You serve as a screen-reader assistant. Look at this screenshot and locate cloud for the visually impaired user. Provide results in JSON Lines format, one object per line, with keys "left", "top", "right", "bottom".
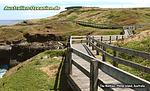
{"left": 0, "top": 0, "right": 150, "bottom": 7}
{"left": 0, "top": 0, "right": 92, "bottom": 5}
{"left": 0, "top": 0, "right": 149, "bottom": 20}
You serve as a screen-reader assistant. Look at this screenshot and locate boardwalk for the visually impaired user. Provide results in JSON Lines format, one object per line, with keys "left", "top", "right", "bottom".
{"left": 71, "top": 43, "right": 134, "bottom": 91}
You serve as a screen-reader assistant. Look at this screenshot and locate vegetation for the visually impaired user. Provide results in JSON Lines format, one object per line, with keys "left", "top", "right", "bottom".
{"left": 0, "top": 50, "right": 66, "bottom": 91}
{"left": 54, "top": 8, "right": 150, "bottom": 25}
{"left": 1, "top": 8, "right": 149, "bottom": 43}
{"left": 115, "top": 36, "right": 150, "bottom": 81}
{"left": 0, "top": 7, "right": 149, "bottom": 90}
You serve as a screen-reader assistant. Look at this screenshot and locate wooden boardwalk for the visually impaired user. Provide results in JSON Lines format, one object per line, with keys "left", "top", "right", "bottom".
{"left": 71, "top": 43, "right": 134, "bottom": 91}
{"left": 65, "top": 35, "right": 150, "bottom": 91}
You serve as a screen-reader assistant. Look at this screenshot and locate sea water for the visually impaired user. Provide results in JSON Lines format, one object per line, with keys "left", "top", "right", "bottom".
{"left": 0, "top": 69, "right": 7, "bottom": 78}
{"left": 0, "top": 20, "right": 22, "bottom": 25}
{"left": 0, "top": 65, "right": 8, "bottom": 78}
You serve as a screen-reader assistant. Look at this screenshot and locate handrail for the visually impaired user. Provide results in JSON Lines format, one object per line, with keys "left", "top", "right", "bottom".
{"left": 75, "top": 21, "right": 123, "bottom": 29}
{"left": 75, "top": 20, "right": 148, "bottom": 30}
{"left": 66, "top": 36, "right": 150, "bottom": 91}
{"left": 89, "top": 41, "right": 150, "bottom": 73}
{"left": 88, "top": 36, "right": 150, "bottom": 60}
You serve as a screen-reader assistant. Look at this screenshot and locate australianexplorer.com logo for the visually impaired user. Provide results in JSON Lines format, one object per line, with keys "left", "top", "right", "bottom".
{"left": 4, "top": 6, "right": 60, "bottom": 10}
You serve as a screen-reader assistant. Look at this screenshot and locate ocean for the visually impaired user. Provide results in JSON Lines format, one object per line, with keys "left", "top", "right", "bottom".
{"left": 0, "top": 69, "right": 7, "bottom": 78}
{"left": 0, "top": 20, "right": 22, "bottom": 25}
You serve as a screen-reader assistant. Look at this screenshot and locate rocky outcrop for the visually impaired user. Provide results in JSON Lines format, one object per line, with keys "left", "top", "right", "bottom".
{"left": 24, "top": 33, "right": 64, "bottom": 42}
{"left": 0, "top": 41, "right": 65, "bottom": 65}
{"left": 0, "top": 46, "right": 11, "bottom": 65}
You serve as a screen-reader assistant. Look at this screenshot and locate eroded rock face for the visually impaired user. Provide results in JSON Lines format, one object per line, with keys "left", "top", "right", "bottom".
{"left": 0, "top": 46, "right": 11, "bottom": 65}
{"left": 24, "top": 33, "right": 64, "bottom": 42}
{"left": 0, "top": 33, "right": 66, "bottom": 66}
{"left": 0, "top": 41, "right": 65, "bottom": 65}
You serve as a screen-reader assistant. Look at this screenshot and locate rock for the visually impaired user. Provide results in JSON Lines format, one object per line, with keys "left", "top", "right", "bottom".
{"left": 43, "top": 55, "right": 48, "bottom": 59}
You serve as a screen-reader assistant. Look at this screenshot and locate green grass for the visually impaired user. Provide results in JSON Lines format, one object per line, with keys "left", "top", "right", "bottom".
{"left": 0, "top": 50, "right": 65, "bottom": 91}
{"left": 115, "top": 36, "right": 150, "bottom": 81}
{"left": 103, "top": 36, "right": 150, "bottom": 81}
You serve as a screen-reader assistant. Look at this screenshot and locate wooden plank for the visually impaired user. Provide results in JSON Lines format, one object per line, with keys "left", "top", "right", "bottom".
{"left": 71, "top": 42, "right": 150, "bottom": 90}
{"left": 72, "top": 48, "right": 93, "bottom": 63}
{"left": 90, "top": 41, "right": 150, "bottom": 73}
{"left": 67, "top": 75, "right": 81, "bottom": 91}
{"left": 71, "top": 36, "right": 86, "bottom": 38}
{"left": 72, "top": 60, "right": 90, "bottom": 78}
{"left": 97, "top": 79, "right": 114, "bottom": 91}
{"left": 90, "top": 35, "right": 124, "bottom": 38}
{"left": 83, "top": 44, "right": 95, "bottom": 57}
{"left": 98, "top": 62, "right": 150, "bottom": 91}
{"left": 71, "top": 39, "right": 86, "bottom": 41}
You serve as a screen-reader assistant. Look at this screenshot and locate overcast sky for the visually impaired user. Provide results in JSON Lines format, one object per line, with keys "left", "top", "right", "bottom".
{"left": 0, "top": 0, "right": 150, "bottom": 20}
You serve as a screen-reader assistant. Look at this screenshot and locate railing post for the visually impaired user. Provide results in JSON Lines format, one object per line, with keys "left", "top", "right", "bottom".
{"left": 68, "top": 48, "right": 72, "bottom": 75}
{"left": 109, "top": 36, "right": 112, "bottom": 44}
{"left": 66, "top": 36, "right": 72, "bottom": 75}
{"left": 101, "top": 36, "right": 103, "bottom": 42}
{"left": 86, "top": 36, "right": 88, "bottom": 45}
{"left": 90, "top": 60, "right": 98, "bottom": 91}
{"left": 96, "top": 42, "right": 99, "bottom": 55}
{"left": 122, "top": 35, "right": 124, "bottom": 40}
{"left": 116, "top": 36, "right": 118, "bottom": 40}
{"left": 112, "top": 51, "right": 118, "bottom": 67}
{"left": 102, "top": 46, "right": 106, "bottom": 61}
{"left": 89, "top": 37, "right": 91, "bottom": 47}
{"left": 92, "top": 36, "right": 94, "bottom": 50}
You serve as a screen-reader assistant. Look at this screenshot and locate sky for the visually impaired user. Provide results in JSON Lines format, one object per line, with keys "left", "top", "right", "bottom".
{"left": 0, "top": 0, "right": 150, "bottom": 20}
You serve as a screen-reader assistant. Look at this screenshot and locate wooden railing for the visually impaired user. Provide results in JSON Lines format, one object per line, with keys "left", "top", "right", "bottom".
{"left": 75, "top": 20, "right": 148, "bottom": 30}
{"left": 65, "top": 36, "right": 150, "bottom": 91}
{"left": 75, "top": 20, "right": 150, "bottom": 36}
{"left": 75, "top": 21, "right": 123, "bottom": 29}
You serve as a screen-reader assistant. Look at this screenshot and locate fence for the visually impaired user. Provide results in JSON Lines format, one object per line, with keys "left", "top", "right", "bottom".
{"left": 75, "top": 21, "right": 122, "bottom": 29}
{"left": 65, "top": 36, "right": 150, "bottom": 91}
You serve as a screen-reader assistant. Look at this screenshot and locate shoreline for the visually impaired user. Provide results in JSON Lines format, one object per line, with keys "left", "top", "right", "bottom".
{"left": 0, "top": 20, "right": 23, "bottom": 25}
{"left": 0, "top": 69, "right": 7, "bottom": 78}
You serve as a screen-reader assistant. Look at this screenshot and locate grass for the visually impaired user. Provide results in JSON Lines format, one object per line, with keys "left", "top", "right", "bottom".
{"left": 55, "top": 8, "right": 150, "bottom": 25}
{"left": 115, "top": 36, "right": 150, "bottom": 81}
{"left": 1, "top": 8, "right": 149, "bottom": 43}
{"left": 0, "top": 50, "right": 65, "bottom": 91}
{"left": 102, "top": 36, "right": 150, "bottom": 81}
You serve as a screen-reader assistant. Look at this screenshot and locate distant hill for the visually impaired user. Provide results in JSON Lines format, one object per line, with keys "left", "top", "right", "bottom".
{"left": 52, "top": 7, "right": 150, "bottom": 25}
{"left": 0, "top": 20, "right": 22, "bottom": 25}
{"left": 0, "top": 7, "right": 149, "bottom": 43}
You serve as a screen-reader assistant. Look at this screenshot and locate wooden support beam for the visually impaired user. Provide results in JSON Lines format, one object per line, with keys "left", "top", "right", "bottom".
{"left": 90, "top": 60, "right": 98, "bottom": 91}
{"left": 112, "top": 51, "right": 118, "bottom": 67}
{"left": 86, "top": 36, "right": 88, "bottom": 45}
{"left": 109, "top": 36, "right": 112, "bottom": 44}
{"left": 92, "top": 36, "right": 94, "bottom": 50}
{"left": 68, "top": 48, "right": 72, "bottom": 75}
{"left": 116, "top": 36, "right": 118, "bottom": 40}
{"left": 96, "top": 42, "right": 99, "bottom": 55}
{"left": 102, "top": 46, "right": 106, "bottom": 62}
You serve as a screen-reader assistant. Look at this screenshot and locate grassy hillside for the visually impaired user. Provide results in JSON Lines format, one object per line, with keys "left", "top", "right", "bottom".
{"left": 115, "top": 30, "right": 150, "bottom": 81}
{"left": 0, "top": 7, "right": 149, "bottom": 43}
{"left": 0, "top": 50, "right": 68, "bottom": 91}
{"left": 52, "top": 8, "right": 150, "bottom": 25}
